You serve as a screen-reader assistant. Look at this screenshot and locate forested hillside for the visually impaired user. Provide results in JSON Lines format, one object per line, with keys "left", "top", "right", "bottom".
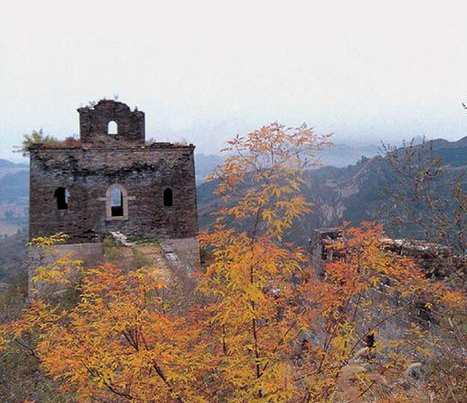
{"left": 198, "top": 136, "right": 467, "bottom": 248}
{"left": 1, "top": 125, "right": 465, "bottom": 402}
{"left": 0, "top": 160, "right": 28, "bottom": 236}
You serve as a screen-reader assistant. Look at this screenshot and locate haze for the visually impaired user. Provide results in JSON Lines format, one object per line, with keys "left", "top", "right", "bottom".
{"left": 1, "top": 0, "right": 466, "bottom": 161}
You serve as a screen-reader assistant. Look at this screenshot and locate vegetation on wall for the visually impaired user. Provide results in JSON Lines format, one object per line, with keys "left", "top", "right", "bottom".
{"left": 18, "top": 129, "right": 80, "bottom": 156}
{"left": 0, "top": 124, "right": 465, "bottom": 402}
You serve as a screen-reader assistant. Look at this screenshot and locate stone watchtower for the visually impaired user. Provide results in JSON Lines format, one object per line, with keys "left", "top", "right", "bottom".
{"left": 28, "top": 100, "right": 199, "bottom": 267}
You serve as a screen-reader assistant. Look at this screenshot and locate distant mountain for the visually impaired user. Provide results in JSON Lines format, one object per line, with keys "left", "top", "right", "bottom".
{"left": 0, "top": 159, "right": 16, "bottom": 169}
{"left": 0, "top": 159, "right": 28, "bottom": 179}
{"left": 0, "top": 170, "right": 29, "bottom": 204}
{"left": 197, "top": 136, "right": 467, "bottom": 245}
{"left": 0, "top": 160, "right": 29, "bottom": 234}
{"left": 1, "top": 137, "right": 465, "bottom": 240}
{"left": 0, "top": 159, "right": 27, "bottom": 168}
{"left": 318, "top": 143, "right": 379, "bottom": 167}
{"left": 0, "top": 158, "right": 29, "bottom": 205}
{"left": 194, "top": 153, "right": 224, "bottom": 183}
{"left": 412, "top": 136, "right": 467, "bottom": 167}
{"left": 301, "top": 136, "right": 467, "bottom": 245}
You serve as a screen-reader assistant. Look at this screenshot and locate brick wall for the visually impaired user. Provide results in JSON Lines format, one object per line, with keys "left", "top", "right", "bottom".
{"left": 29, "top": 144, "right": 198, "bottom": 242}
{"left": 78, "top": 99, "right": 145, "bottom": 144}
{"left": 29, "top": 100, "right": 198, "bottom": 244}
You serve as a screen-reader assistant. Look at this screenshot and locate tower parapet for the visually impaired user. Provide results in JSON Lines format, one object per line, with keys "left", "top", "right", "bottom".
{"left": 28, "top": 99, "right": 198, "bottom": 243}
{"left": 77, "top": 99, "right": 145, "bottom": 145}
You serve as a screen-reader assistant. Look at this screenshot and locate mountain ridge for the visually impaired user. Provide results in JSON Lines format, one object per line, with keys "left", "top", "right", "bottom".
{"left": 197, "top": 136, "right": 467, "bottom": 245}
{"left": 0, "top": 137, "right": 465, "bottom": 241}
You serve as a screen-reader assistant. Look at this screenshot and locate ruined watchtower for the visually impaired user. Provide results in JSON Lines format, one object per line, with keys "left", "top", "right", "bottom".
{"left": 28, "top": 100, "right": 198, "bottom": 252}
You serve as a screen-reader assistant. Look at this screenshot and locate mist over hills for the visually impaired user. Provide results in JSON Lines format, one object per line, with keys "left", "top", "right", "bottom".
{"left": 197, "top": 136, "right": 467, "bottom": 245}
{"left": 0, "top": 160, "right": 28, "bottom": 236}
{"left": 0, "top": 159, "right": 28, "bottom": 177}
{"left": 0, "top": 137, "right": 465, "bottom": 243}
{"left": 194, "top": 142, "right": 381, "bottom": 183}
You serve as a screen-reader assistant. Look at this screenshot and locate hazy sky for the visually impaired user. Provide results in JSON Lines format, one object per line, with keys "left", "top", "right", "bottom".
{"left": 1, "top": 0, "right": 466, "bottom": 161}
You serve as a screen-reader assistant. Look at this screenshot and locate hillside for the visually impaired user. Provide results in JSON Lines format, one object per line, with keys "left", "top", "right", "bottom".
{"left": 197, "top": 136, "right": 467, "bottom": 246}
{"left": 1, "top": 137, "right": 465, "bottom": 241}
{"left": 0, "top": 160, "right": 28, "bottom": 236}
{"left": 2, "top": 129, "right": 464, "bottom": 402}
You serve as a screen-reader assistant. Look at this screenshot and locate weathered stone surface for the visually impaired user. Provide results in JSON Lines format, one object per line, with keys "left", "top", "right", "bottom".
{"left": 309, "top": 227, "right": 343, "bottom": 278}
{"left": 27, "top": 237, "right": 200, "bottom": 299}
{"left": 28, "top": 100, "right": 198, "bottom": 243}
{"left": 109, "top": 231, "right": 134, "bottom": 247}
{"left": 159, "top": 237, "right": 201, "bottom": 273}
{"left": 310, "top": 227, "right": 466, "bottom": 281}
{"left": 78, "top": 99, "right": 145, "bottom": 144}
{"left": 26, "top": 242, "right": 104, "bottom": 297}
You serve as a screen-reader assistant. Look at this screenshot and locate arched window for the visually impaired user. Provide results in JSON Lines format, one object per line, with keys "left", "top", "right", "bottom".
{"left": 54, "top": 187, "right": 69, "bottom": 210}
{"left": 105, "top": 184, "right": 129, "bottom": 220}
{"left": 163, "top": 188, "right": 173, "bottom": 207}
{"left": 111, "top": 187, "right": 124, "bottom": 216}
{"left": 108, "top": 120, "right": 118, "bottom": 135}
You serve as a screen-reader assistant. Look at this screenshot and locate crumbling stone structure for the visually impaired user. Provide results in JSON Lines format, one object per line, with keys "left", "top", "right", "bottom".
{"left": 29, "top": 99, "right": 198, "bottom": 243}
{"left": 309, "top": 227, "right": 344, "bottom": 278}
{"left": 78, "top": 100, "right": 145, "bottom": 144}
{"left": 308, "top": 227, "right": 466, "bottom": 362}
{"left": 310, "top": 227, "right": 466, "bottom": 281}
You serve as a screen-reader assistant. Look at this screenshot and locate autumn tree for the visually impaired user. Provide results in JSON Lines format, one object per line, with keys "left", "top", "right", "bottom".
{"left": 297, "top": 223, "right": 466, "bottom": 401}
{"left": 198, "top": 124, "right": 464, "bottom": 401}
{"left": 197, "top": 123, "right": 331, "bottom": 400}
{"left": 1, "top": 123, "right": 464, "bottom": 402}
{"left": 1, "top": 236, "right": 213, "bottom": 402}
{"left": 381, "top": 138, "right": 466, "bottom": 254}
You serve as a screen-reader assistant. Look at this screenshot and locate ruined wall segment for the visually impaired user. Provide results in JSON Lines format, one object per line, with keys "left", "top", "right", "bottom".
{"left": 78, "top": 99, "right": 145, "bottom": 144}
{"left": 309, "top": 227, "right": 466, "bottom": 280}
{"left": 28, "top": 100, "right": 198, "bottom": 243}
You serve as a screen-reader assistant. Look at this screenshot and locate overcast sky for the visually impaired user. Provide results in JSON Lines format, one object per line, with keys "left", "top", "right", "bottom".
{"left": 1, "top": 0, "right": 466, "bottom": 161}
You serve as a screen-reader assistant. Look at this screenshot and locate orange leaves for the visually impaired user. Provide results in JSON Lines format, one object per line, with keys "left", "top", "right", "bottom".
{"left": 47, "top": 264, "right": 212, "bottom": 401}
{"left": 32, "top": 254, "right": 83, "bottom": 289}
{"left": 199, "top": 235, "right": 306, "bottom": 393}
{"left": 323, "top": 222, "right": 428, "bottom": 296}
{"left": 293, "top": 221, "right": 467, "bottom": 402}
{"left": 440, "top": 289, "right": 465, "bottom": 308}
{"left": 28, "top": 233, "right": 69, "bottom": 248}
{"left": 195, "top": 124, "right": 331, "bottom": 399}
{"left": 0, "top": 298, "right": 61, "bottom": 364}
{"left": 207, "top": 123, "right": 331, "bottom": 241}
{"left": 2, "top": 264, "right": 212, "bottom": 402}
{"left": 218, "top": 123, "right": 331, "bottom": 170}
{"left": 7, "top": 124, "right": 466, "bottom": 401}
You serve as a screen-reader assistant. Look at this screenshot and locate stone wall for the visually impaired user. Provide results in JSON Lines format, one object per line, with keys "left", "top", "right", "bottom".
{"left": 159, "top": 237, "right": 201, "bottom": 273}
{"left": 26, "top": 242, "right": 104, "bottom": 297}
{"left": 309, "top": 227, "right": 466, "bottom": 280}
{"left": 77, "top": 99, "right": 145, "bottom": 144}
{"left": 29, "top": 144, "right": 198, "bottom": 243}
{"left": 309, "top": 227, "right": 343, "bottom": 278}
{"left": 27, "top": 238, "right": 200, "bottom": 298}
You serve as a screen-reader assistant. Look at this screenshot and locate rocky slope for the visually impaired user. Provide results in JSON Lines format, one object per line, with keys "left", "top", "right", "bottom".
{"left": 197, "top": 136, "right": 467, "bottom": 245}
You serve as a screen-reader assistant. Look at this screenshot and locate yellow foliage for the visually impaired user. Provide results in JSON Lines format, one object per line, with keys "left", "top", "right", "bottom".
{"left": 2, "top": 126, "right": 465, "bottom": 402}
{"left": 29, "top": 233, "right": 69, "bottom": 248}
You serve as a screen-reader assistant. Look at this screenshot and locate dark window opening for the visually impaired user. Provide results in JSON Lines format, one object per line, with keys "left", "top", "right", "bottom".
{"left": 108, "top": 120, "right": 118, "bottom": 135}
{"left": 111, "top": 187, "right": 124, "bottom": 216}
{"left": 54, "top": 187, "right": 69, "bottom": 210}
{"left": 163, "top": 188, "right": 173, "bottom": 207}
